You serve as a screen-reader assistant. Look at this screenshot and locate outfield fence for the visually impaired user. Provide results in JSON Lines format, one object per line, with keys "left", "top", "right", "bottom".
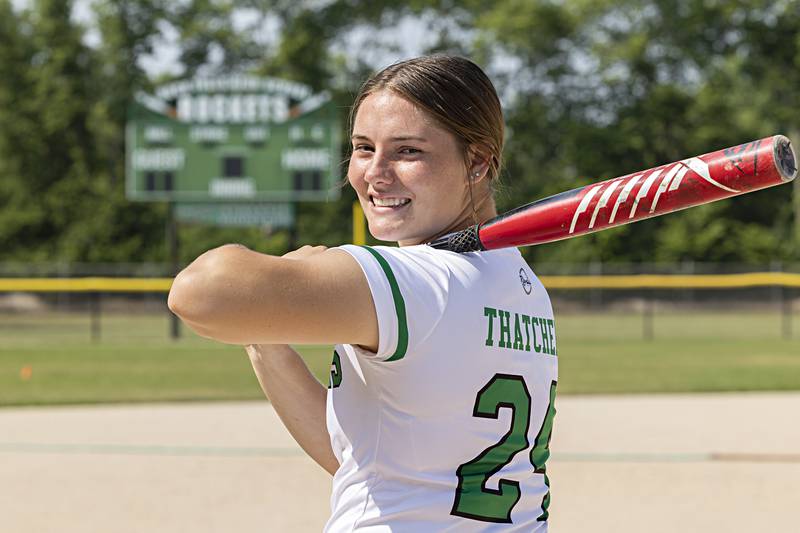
{"left": 0, "top": 262, "right": 798, "bottom": 342}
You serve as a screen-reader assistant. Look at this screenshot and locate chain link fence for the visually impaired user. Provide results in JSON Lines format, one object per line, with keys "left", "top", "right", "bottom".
{"left": 535, "top": 262, "right": 799, "bottom": 341}
{"left": 0, "top": 262, "right": 798, "bottom": 343}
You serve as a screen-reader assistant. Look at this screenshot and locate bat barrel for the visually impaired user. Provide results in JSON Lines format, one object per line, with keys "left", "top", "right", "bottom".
{"left": 428, "top": 134, "right": 797, "bottom": 253}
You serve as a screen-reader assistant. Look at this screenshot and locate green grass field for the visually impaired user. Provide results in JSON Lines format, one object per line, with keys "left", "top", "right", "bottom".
{"left": 1, "top": 310, "right": 799, "bottom": 406}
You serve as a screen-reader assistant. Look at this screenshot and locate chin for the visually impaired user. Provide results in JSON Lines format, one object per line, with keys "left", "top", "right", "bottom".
{"left": 368, "top": 223, "right": 421, "bottom": 244}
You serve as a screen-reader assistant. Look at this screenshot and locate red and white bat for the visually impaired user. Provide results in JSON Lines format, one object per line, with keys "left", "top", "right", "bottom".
{"left": 429, "top": 135, "right": 797, "bottom": 252}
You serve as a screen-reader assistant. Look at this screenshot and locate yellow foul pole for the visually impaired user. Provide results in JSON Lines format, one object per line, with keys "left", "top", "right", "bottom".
{"left": 352, "top": 200, "right": 366, "bottom": 245}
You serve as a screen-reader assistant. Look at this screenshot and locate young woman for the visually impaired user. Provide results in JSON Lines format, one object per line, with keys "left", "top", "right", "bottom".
{"left": 169, "top": 55, "right": 558, "bottom": 532}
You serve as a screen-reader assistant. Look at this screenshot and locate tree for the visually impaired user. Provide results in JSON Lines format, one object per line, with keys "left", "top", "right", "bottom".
{"left": 0, "top": 0, "right": 43, "bottom": 259}
{"left": 2, "top": 0, "right": 798, "bottom": 264}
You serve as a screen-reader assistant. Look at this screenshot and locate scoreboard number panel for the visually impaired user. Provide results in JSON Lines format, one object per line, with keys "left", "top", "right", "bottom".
{"left": 125, "top": 75, "right": 342, "bottom": 203}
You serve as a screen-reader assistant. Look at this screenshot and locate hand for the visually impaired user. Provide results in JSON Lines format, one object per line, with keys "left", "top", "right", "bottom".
{"left": 282, "top": 245, "right": 329, "bottom": 261}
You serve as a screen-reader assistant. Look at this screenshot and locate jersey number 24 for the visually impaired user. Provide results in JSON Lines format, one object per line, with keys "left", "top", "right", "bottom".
{"left": 451, "top": 374, "right": 557, "bottom": 524}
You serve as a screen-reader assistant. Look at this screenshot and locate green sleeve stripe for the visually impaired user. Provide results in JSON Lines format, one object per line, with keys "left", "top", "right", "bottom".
{"left": 360, "top": 246, "right": 408, "bottom": 361}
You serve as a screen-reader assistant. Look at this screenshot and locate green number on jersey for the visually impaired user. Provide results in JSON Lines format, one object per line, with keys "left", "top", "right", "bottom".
{"left": 451, "top": 374, "right": 531, "bottom": 523}
{"left": 451, "top": 374, "right": 558, "bottom": 523}
{"left": 530, "top": 381, "right": 557, "bottom": 521}
{"left": 329, "top": 350, "right": 342, "bottom": 389}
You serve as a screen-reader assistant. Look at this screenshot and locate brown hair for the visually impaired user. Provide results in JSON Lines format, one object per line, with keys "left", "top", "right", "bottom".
{"left": 349, "top": 55, "right": 504, "bottom": 185}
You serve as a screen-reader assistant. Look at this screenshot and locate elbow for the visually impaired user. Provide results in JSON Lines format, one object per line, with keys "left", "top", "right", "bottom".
{"left": 167, "top": 245, "right": 242, "bottom": 325}
{"left": 168, "top": 268, "right": 214, "bottom": 327}
{"left": 167, "top": 270, "right": 200, "bottom": 321}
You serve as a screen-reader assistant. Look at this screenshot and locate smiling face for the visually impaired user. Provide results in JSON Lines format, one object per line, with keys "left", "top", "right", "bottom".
{"left": 348, "top": 90, "right": 477, "bottom": 246}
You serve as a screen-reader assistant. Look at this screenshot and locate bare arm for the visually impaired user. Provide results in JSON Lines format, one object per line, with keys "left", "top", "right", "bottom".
{"left": 168, "top": 244, "right": 375, "bottom": 475}
{"left": 168, "top": 244, "right": 378, "bottom": 350}
{"left": 245, "top": 343, "right": 338, "bottom": 475}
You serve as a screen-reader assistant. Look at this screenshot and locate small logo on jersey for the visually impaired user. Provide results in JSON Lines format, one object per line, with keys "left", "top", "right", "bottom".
{"left": 519, "top": 268, "right": 532, "bottom": 295}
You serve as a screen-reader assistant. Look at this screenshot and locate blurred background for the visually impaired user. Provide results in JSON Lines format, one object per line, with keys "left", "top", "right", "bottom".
{"left": 0, "top": 1, "right": 799, "bottom": 531}
{"left": 1, "top": 0, "right": 797, "bottom": 403}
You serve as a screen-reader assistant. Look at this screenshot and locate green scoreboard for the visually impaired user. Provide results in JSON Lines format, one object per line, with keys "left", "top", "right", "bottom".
{"left": 125, "top": 75, "right": 341, "bottom": 207}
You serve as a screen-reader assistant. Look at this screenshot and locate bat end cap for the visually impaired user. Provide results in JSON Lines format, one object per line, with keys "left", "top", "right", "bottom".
{"left": 775, "top": 135, "right": 797, "bottom": 182}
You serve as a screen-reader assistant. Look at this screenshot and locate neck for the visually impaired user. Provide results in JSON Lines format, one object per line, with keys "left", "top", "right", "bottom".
{"left": 398, "top": 189, "right": 498, "bottom": 247}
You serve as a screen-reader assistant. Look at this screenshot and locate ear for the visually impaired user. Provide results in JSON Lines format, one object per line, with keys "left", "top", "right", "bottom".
{"left": 467, "top": 145, "right": 491, "bottom": 183}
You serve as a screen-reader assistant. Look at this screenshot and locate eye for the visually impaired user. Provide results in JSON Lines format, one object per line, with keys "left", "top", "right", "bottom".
{"left": 353, "top": 144, "right": 374, "bottom": 153}
{"left": 399, "top": 147, "right": 422, "bottom": 155}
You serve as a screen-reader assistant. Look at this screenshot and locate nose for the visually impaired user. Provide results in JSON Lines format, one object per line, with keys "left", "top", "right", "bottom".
{"left": 362, "top": 151, "right": 394, "bottom": 186}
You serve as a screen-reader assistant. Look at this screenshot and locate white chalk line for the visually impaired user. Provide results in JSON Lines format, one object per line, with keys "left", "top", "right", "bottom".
{"left": 1, "top": 442, "right": 799, "bottom": 463}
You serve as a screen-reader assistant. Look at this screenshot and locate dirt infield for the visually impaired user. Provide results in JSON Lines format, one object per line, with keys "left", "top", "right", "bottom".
{"left": 1, "top": 393, "right": 798, "bottom": 532}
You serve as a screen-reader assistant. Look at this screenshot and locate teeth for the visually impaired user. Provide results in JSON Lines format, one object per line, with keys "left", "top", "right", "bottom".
{"left": 372, "top": 197, "right": 410, "bottom": 207}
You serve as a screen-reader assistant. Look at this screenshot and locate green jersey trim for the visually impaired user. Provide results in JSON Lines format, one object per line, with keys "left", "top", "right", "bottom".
{"left": 360, "top": 246, "right": 408, "bottom": 361}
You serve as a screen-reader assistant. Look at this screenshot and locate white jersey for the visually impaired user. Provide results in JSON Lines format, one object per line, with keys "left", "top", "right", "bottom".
{"left": 325, "top": 244, "right": 558, "bottom": 532}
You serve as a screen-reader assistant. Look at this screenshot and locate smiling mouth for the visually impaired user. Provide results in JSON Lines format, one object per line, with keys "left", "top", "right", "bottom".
{"left": 370, "top": 196, "right": 411, "bottom": 209}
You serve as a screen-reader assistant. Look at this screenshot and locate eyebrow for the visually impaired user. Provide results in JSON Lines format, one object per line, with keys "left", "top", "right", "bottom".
{"left": 351, "top": 134, "right": 428, "bottom": 142}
